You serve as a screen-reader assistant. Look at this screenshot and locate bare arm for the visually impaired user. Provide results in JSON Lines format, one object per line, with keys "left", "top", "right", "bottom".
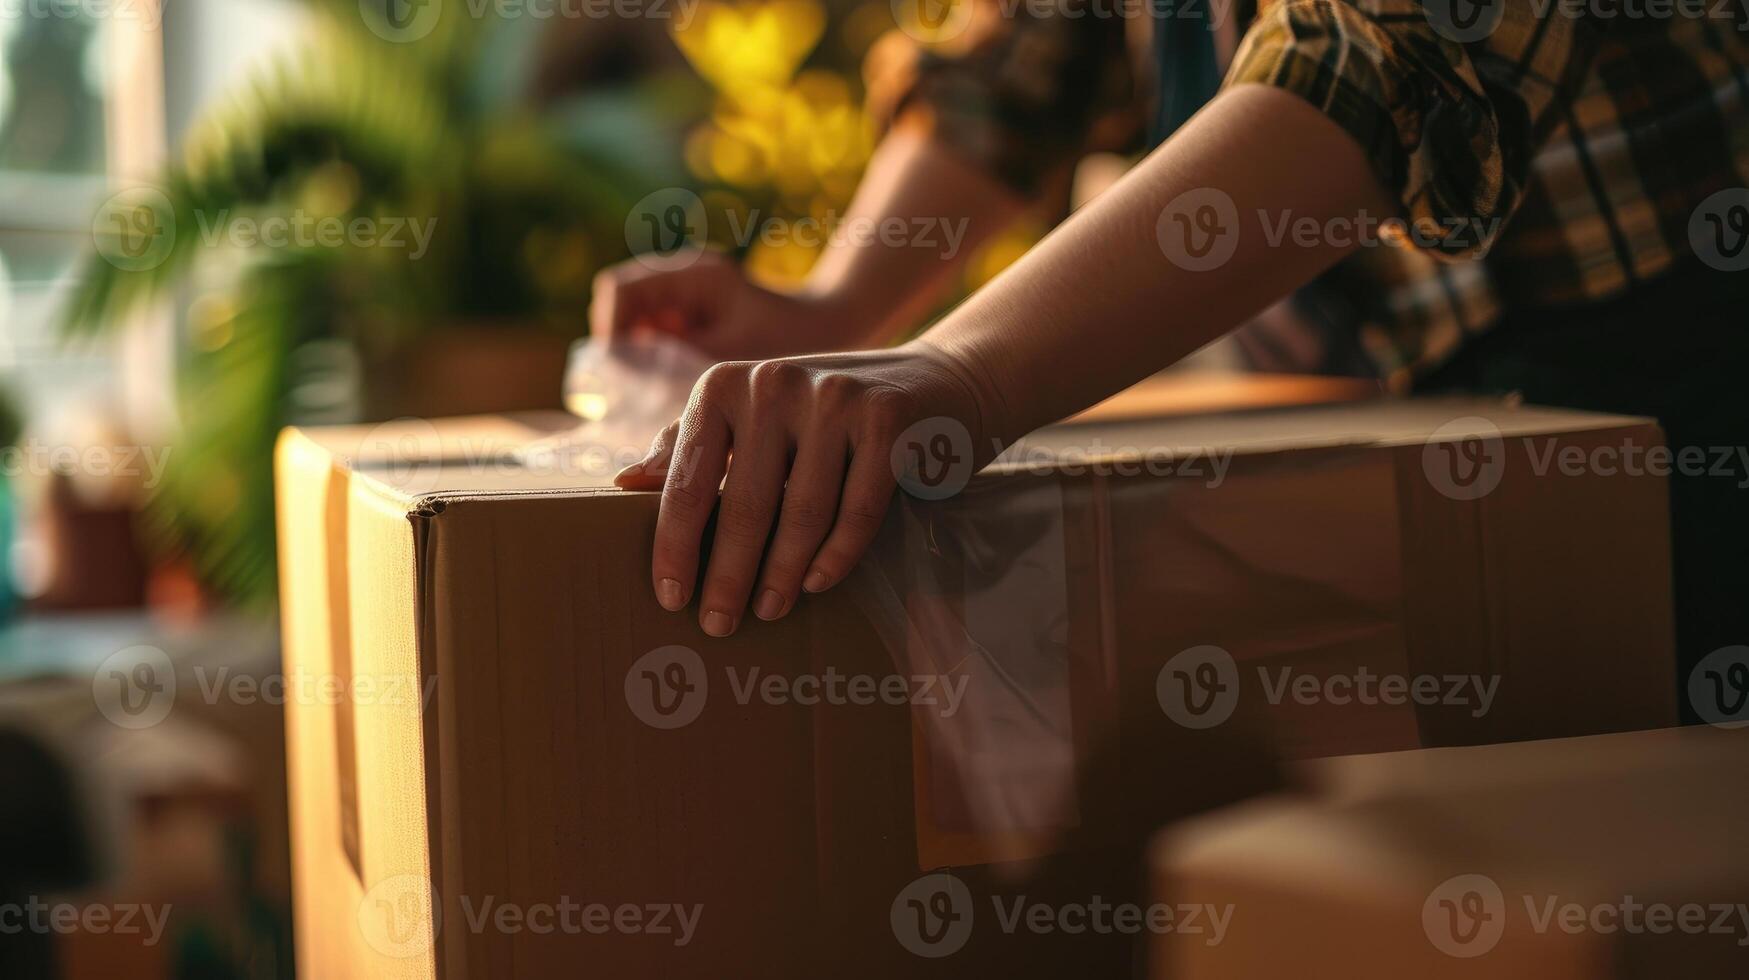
{"left": 802, "top": 120, "right": 1030, "bottom": 346}
{"left": 920, "top": 84, "right": 1394, "bottom": 444}
{"left": 616, "top": 84, "right": 1395, "bottom": 636}
{"left": 590, "top": 123, "right": 1027, "bottom": 358}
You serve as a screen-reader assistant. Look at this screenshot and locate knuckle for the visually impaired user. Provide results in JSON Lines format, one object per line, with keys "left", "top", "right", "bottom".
{"left": 716, "top": 497, "right": 773, "bottom": 545}
{"left": 662, "top": 478, "right": 712, "bottom": 516}
{"left": 815, "top": 371, "right": 865, "bottom": 406}
{"left": 696, "top": 361, "right": 750, "bottom": 401}
{"left": 780, "top": 497, "right": 835, "bottom": 534}
{"left": 836, "top": 497, "right": 889, "bottom": 536}
{"left": 759, "top": 552, "right": 809, "bottom": 587}
{"left": 748, "top": 359, "right": 801, "bottom": 393}
{"left": 859, "top": 387, "right": 914, "bottom": 440}
{"left": 591, "top": 265, "right": 626, "bottom": 294}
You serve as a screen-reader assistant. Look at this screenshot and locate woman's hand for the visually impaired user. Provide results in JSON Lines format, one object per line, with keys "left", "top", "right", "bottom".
{"left": 590, "top": 250, "right": 874, "bottom": 361}
{"left": 612, "top": 344, "right": 990, "bottom": 636}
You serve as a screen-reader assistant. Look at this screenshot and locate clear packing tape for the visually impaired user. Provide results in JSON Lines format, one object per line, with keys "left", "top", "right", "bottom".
{"left": 517, "top": 333, "right": 714, "bottom": 477}
{"left": 545, "top": 334, "right": 1415, "bottom": 867}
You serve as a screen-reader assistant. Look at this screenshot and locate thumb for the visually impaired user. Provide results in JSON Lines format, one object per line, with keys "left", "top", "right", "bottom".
{"left": 614, "top": 420, "right": 681, "bottom": 490}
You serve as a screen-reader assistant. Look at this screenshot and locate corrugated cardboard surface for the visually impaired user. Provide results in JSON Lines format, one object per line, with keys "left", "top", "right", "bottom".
{"left": 277, "top": 396, "right": 1680, "bottom": 979}
{"left": 1150, "top": 727, "right": 1749, "bottom": 979}
{"left": 276, "top": 429, "right": 437, "bottom": 979}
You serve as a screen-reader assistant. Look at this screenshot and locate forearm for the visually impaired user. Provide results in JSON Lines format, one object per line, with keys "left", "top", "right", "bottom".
{"left": 804, "top": 120, "right": 1032, "bottom": 347}
{"left": 917, "top": 84, "right": 1395, "bottom": 448}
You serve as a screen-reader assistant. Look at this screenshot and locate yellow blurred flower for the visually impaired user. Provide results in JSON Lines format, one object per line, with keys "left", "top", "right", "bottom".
{"left": 674, "top": 0, "right": 878, "bottom": 281}
{"left": 671, "top": 0, "right": 826, "bottom": 95}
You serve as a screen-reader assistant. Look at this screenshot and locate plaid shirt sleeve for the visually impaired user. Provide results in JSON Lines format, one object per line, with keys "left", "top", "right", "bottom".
{"left": 865, "top": 0, "right": 1143, "bottom": 194}
{"left": 1227, "top": 0, "right": 1602, "bottom": 258}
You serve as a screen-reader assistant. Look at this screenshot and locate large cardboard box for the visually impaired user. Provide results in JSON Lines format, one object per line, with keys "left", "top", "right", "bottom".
{"left": 275, "top": 393, "right": 1678, "bottom": 979}
{"left": 1149, "top": 726, "right": 1749, "bottom": 978}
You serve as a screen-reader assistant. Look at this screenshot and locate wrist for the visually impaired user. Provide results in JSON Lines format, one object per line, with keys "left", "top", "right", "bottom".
{"left": 904, "top": 336, "right": 1013, "bottom": 468}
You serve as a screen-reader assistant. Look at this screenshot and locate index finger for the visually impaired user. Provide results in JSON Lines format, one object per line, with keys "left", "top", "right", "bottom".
{"left": 650, "top": 404, "right": 730, "bottom": 612}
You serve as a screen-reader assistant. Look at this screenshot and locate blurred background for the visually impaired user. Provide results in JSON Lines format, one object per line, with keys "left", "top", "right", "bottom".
{"left": 0, "top": 0, "right": 1035, "bottom": 975}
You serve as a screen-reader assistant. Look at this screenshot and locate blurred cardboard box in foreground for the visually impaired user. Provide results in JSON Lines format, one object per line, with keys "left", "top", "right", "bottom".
{"left": 274, "top": 388, "right": 1678, "bottom": 979}
{"left": 1150, "top": 726, "right": 1749, "bottom": 978}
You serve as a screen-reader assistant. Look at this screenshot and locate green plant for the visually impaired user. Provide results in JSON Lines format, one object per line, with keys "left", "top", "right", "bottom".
{"left": 62, "top": 2, "right": 703, "bottom": 605}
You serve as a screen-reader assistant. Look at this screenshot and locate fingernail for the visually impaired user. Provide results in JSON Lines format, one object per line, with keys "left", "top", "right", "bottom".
{"left": 802, "top": 568, "right": 832, "bottom": 593}
{"left": 754, "top": 589, "right": 786, "bottom": 621}
{"left": 614, "top": 459, "right": 650, "bottom": 483}
{"left": 701, "top": 610, "right": 735, "bottom": 637}
{"left": 656, "top": 578, "right": 685, "bottom": 611}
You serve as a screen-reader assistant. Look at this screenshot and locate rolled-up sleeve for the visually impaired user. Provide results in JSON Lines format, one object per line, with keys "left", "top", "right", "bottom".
{"left": 1226, "top": 0, "right": 1599, "bottom": 257}
{"left": 864, "top": 0, "right": 1142, "bottom": 194}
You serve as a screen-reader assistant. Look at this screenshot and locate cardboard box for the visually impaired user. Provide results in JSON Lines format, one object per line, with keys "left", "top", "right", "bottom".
{"left": 1149, "top": 726, "right": 1749, "bottom": 978}
{"left": 275, "top": 394, "right": 1677, "bottom": 979}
